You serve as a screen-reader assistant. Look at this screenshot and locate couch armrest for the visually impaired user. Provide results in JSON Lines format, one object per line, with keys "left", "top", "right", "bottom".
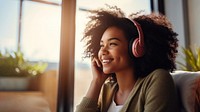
{"left": 171, "top": 71, "right": 200, "bottom": 112}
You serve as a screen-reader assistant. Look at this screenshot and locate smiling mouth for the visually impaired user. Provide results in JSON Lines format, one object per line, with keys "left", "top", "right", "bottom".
{"left": 102, "top": 59, "right": 113, "bottom": 64}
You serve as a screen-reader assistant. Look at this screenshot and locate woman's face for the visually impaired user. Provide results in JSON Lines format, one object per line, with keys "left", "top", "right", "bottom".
{"left": 98, "top": 26, "right": 133, "bottom": 74}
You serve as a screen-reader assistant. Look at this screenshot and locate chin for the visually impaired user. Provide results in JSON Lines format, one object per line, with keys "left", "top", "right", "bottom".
{"left": 103, "top": 68, "right": 114, "bottom": 74}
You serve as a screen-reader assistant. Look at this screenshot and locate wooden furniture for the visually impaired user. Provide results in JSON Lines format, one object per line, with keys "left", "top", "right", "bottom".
{"left": 0, "top": 70, "right": 58, "bottom": 112}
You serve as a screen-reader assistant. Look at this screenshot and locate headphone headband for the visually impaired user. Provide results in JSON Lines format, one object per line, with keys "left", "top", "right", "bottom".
{"left": 129, "top": 19, "right": 144, "bottom": 47}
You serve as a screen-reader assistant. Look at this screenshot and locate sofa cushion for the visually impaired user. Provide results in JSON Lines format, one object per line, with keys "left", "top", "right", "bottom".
{"left": 171, "top": 71, "right": 200, "bottom": 112}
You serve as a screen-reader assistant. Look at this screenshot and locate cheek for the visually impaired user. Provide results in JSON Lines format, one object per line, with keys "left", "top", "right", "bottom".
{"left": 116, "top": 49, "right": 132, "bottom": 64}
{"left": 116, "top": 47, "right": 129, "bottom": 57}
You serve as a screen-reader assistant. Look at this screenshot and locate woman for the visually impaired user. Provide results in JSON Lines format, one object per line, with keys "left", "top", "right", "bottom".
{"left": 76, "top": 6, "right": 180, "bottom": 112}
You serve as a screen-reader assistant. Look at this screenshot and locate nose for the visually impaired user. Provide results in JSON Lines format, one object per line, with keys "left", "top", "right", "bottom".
{"left": 99, "top": 46, "right": 109, "bottom": 55}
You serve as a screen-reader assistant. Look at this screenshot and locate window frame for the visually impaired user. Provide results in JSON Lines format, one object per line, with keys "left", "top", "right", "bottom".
{"left": 57, "top": 0, "right": 76, "bottom": 112}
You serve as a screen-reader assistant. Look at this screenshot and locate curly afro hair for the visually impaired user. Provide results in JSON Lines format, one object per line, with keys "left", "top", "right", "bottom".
{"left": 82, "top": 6, "right": 178, "bottom": 78}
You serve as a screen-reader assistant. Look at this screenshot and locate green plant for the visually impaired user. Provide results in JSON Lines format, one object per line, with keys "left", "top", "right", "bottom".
{"left": 177, "top": 47, "right": 200, "bottom": 71}
{"left": 0, "top": 50, "right": 48, "bottom": 77}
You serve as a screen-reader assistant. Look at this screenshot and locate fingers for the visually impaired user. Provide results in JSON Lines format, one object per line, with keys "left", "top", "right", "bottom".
{"left": 92, "top": 57, "right": 102, "bottom": 68}
{"left": 95, "top": 58, "right": 102, "bottom": 68}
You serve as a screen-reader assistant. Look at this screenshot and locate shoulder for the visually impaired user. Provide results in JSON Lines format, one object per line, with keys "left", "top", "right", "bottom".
{"left": 140, "top": 69, "right": 175, "bottom": 91}
{"left": 150, "top": 68, "right": 170, "bottom": 76}
{"left": 145, "top": 68, "right": 172, "bottom": 81}
{"left": 141, "top": 69, "right": 179, "bottom": 111}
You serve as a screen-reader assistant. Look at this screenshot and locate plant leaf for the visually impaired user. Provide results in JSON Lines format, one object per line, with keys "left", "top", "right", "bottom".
{"left": 178, "top": 47, "right": 200, "bottom": 71}
{"left": 197, "top": 48, "right": 200, "bottom": 70}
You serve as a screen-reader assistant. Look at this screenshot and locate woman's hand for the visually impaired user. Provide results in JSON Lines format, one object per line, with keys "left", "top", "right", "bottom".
{"left": 91, "top": 57, "right": 109, "bottom": 85}
{"left": 85, "top": 57, "right": 109, "bottom": 102}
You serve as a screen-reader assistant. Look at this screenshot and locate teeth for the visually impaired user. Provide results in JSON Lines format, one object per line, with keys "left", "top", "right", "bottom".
{"left": 102, "top": 60, "right": 111, "bottom": 63}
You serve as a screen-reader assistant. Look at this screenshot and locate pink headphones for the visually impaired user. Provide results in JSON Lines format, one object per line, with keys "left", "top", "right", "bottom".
{"left": 129, "top": 19, "right": 145, "bottom": 58}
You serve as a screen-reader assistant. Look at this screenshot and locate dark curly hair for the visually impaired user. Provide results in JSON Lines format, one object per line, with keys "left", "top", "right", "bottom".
{"left": 82, "top": 6, "right": 178, "bottom": 78}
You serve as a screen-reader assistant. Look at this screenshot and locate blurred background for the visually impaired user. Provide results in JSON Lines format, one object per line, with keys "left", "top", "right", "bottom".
{"left": 0, "top": 0, "right": 200, "bottom": 112}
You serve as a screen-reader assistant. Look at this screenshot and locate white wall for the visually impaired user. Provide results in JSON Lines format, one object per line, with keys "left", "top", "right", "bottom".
{"left": 164, "top": 0, "right": 188, "bottom": 68}
{"left": 164, "top": 0, "right": 200, "bottom": 69}
{"left": 165, "top": 0, "right": 187, "bottom": 48}
{"left": 165, "top": 0, "right": 200, "bottom": 49}
{"left": 188, "top": 0, "right": 200, "bottom": 48}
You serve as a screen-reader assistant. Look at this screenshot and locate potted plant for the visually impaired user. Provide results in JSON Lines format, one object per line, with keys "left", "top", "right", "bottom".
{"left": 0, "top": 50, "right": 48, "bottom": 91}
{"left": 177, "top": 47, "right": 200, "bottom": 71}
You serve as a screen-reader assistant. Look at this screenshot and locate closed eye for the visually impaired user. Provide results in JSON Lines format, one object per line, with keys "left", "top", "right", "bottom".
{"left": 110, "top": 43, "right": 118, "bottom": 46}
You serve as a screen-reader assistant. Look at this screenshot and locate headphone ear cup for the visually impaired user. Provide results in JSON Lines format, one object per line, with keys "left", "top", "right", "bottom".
{"left": 132, "top": 38, "right": 144, "bottom": 57}
{"left": 129, "top": 19, "right": 145, "bottom": 58}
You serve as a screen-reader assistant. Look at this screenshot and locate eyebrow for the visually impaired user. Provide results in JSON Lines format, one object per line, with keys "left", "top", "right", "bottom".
{"left": 100, "top": 37, "right": 121, "bottom": 42}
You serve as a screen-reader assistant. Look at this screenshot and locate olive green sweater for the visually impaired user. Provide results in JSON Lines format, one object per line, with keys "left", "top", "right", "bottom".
{"left": 76, "top": 69, "right": 180, "bottom": 112}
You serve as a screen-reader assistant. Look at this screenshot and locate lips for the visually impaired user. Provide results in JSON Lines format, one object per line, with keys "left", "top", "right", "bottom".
{"left": 102, "top": 59, "right": 111, "bottom": 63}
{"left": 101, "top": 58, "right": 113, "bottom": 64}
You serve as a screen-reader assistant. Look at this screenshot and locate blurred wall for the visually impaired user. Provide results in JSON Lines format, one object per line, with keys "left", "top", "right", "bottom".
{"left": 164, "top": 0, "right": 200, "bottom": 69}
{"left": 164, "top": 0, "right": 189, "bottom": 67}
{"left": 165, "top": 0, "right": 200, "bottom": 48}
{"left": 188, "top": 0, "right": 200, "bottom": 48}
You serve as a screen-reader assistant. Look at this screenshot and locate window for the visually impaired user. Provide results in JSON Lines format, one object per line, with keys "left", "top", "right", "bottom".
{"left": 0, "top": 0, "right": 19, "bottom": 52}
{"left": 0, "top": 0, "right": 61, "bottom": 65}
{"left": 21, "top": 1, "right": 61, "bottom": 62}
{"left": 0, "top": 0, "right": 61, "bottom": 112}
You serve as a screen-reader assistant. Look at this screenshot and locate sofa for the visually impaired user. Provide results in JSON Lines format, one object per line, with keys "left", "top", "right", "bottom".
{"left": 171, "top": 71, "right": 200, "bottom": 112}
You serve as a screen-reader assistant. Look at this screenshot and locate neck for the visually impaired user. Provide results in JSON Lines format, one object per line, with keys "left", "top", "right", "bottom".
{"left": 115, "top": 68, "right": 137, "bottom": 94}
{"left": 114, "top": 68, "right": 137, "bottom": 105}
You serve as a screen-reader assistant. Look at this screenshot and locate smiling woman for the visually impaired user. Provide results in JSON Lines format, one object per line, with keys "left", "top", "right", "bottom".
{"left": 74, "top": 1, "right": 151, "bottom": 109}
{"left": 75, "top": 5, "right": 179, "bottom": 112}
